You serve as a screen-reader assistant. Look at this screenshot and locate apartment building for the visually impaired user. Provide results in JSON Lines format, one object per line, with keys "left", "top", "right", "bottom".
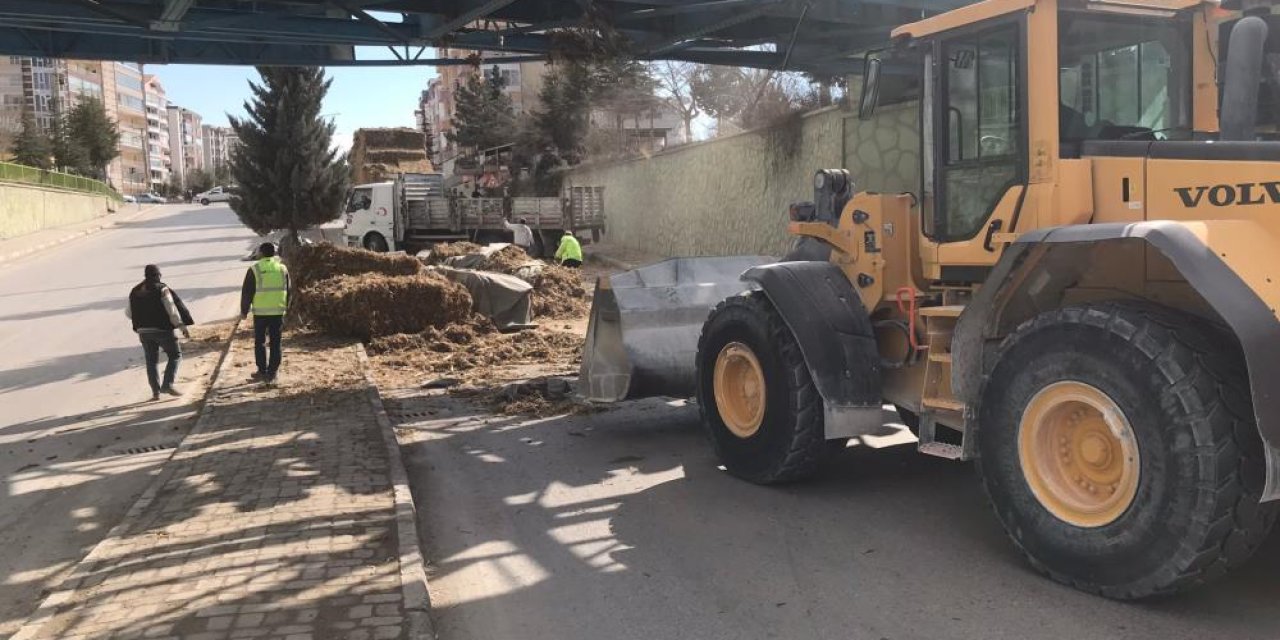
{"left": 105, "top": 62, "right": 149, "bottom": 194}
{"left": 201, "top": 124, "right": 237, "bottom": 174}
{"left": 142, "top": 75, "right": 171, "bottom": 192}
{"left": 0, "top": 56, "right": 65, "bottom": 152}
{"left": 166, "top": 104, "right": 203, "bottom": 189}
{"left": 420, "top": 44, "right": 547, "bottom": 165}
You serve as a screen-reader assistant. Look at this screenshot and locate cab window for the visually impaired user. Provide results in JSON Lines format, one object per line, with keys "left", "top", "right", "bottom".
{"left": 935, "top": 22, "right": 1022, "bottom": 242}
{"left": 346, "top": 188, "right": 372, "bottom": 213}
{"left": 1059, "top": 13, "right": 1192, "bottom": 148}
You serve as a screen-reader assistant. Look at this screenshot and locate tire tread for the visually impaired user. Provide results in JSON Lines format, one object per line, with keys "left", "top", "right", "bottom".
{"left": 977, "top": 301, "right": 1277, "bottom": 599}
{"left": 697, "top": 293, "right": 827, "bottom": 484}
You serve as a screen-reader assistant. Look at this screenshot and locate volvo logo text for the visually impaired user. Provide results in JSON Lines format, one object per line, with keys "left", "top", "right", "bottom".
{"left": 1174, "top": 182, "right": 1280, "bottom": 207}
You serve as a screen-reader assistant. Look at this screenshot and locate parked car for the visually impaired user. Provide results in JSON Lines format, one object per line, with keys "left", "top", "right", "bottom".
{"left": 196, "top": 186, "right": 231, "bottom": 205}
{"left": 137, "top": 193, "right": 167, "bottom": 204}
{"left": 122, "top": 194, "right": 136, "bottom": 204}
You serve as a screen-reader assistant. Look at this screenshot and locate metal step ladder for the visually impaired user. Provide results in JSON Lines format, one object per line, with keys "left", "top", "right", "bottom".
{"left": 916, "top": 305, "right": 974, "bottom": 460}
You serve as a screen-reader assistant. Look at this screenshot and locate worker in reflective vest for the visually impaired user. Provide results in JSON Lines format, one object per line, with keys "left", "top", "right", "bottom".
{"left": 240, "top": 242, "right": 290, "bottom": 384}
{"left": 555, "top": 232, "right": 583, "bottom": 268}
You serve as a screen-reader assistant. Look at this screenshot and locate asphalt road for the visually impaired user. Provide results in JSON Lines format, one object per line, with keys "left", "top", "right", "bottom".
{"left": 393, "top": 395, "right": 1280, "bottom": 640}
{"left": 0, "top": 203, "right": 256, "bottom": 637}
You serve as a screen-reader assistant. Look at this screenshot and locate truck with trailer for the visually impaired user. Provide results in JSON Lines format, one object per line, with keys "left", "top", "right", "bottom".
{"left": 582, "top": 0, "right": 1280, "bottom": 599}
{"left": 343, "top": 172, "right": 606, "bottom": 256}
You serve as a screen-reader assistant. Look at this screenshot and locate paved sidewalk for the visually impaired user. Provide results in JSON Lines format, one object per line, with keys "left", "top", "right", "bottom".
{"left": 14, "top": 328, "right": 419, "bottom": 640}
{"left": 0, "top": 203, "right": 154, "bottom": 265}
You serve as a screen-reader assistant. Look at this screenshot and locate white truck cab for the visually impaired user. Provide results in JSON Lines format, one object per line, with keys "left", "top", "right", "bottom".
{"left": 344, "top": 182, "right": 398, "bottom": 252}
{"left": 344, "top": 173, "right": 443, "bottom": 252}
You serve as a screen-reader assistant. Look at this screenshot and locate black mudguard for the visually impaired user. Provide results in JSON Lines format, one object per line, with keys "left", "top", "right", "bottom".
{"left": 953, "top": 221, "right": 1280, "bottom": 499}
{"left": 741, "top": 261, "right": 884, "bottom": 438}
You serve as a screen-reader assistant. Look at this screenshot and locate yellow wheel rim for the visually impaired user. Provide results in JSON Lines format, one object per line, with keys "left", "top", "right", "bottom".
{"left": 713, "top": 342, "right": 767, "bottom": 438}
{"left": 1018, "top": 381, "right": 1140, "bottom": 528}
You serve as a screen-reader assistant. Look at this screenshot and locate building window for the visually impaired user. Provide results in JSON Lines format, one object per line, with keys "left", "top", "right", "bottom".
{"left": 118, "top": 74, "right": 143, "bottom": 92}
{"left": 119, "top": 94, "right": 144, "bottom": 112}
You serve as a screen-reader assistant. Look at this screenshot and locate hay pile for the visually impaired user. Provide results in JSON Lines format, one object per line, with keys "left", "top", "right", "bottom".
{"left": 369, "top": 325, "right": 583, "bottom": 376}
{"left": 424, "top": 242, "right": 591, "bottom": 319}
{"left": 529, "top": 265, "right": 590, "bottom": 318}
{"left": 423, "top": 241, "right": 484, "bottom": 264}
{"left": 350, "top": 127, "right": 433, "bottom": 183}
{"left": 482, "top": 245, "right": 539, "bottom": 274}
{"left": 293, "top": 241, "right": 594, "bottom": 407}
{"left": 298, "top": 273, "right": 472, "bottom": 340}
{"left": 290, "top": 243, "right": 422, "bottom": 288}
{"left": 368, "top": 316, "right": 495, "bottom": 354}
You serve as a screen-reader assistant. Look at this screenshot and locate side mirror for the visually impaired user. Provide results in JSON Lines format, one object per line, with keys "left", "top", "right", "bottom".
{"left": 858, "top": 55, "right": 882, "bottom": 120}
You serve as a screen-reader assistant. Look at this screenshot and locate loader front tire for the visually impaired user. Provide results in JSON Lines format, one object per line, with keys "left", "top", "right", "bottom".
{"left": 696, "top": 293, "right": 827, "bottom": 484}
{"left": 977, "top": 303, "right": 1275, "bottom": 599}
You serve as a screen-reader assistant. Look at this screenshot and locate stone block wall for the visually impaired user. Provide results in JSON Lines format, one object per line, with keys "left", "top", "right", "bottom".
{"left": 564, "top": 102, "right": 920, "bottom": 258}
{"left": 0, "top": 182, "right": 113, "bottom": 240}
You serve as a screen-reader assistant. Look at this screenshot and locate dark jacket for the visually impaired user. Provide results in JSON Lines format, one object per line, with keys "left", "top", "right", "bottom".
{"left": 128, "top": 280, "right": 194, "bottom": 332}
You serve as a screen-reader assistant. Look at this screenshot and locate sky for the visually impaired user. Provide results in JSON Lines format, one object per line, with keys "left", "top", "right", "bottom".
{"left": 147, "top": 49, "right": 435, "bottom": 153}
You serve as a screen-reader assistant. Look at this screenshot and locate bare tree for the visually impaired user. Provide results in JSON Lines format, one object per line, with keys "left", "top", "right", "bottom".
{"left": 651, "top": 61, "right": 701, "bottom": 143}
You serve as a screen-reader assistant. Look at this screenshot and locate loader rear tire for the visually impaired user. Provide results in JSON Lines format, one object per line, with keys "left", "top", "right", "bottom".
{"left": 696, "top": 292, "right": 827, "bottom": 484}
{"left": 977, "top": 303, "right": 1275, "bottom": 599}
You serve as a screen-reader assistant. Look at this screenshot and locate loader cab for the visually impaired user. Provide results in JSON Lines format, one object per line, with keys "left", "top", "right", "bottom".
{"left": 869, "top": 0, "right": 1222, "bottom": 282}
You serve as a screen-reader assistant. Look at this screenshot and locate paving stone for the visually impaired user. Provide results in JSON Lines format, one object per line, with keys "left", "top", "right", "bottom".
{"left": 207, "top": 616, "right": 234, "bottom": 632}
{"left": 16, "top": 337, "right": 412, "bottom": 640}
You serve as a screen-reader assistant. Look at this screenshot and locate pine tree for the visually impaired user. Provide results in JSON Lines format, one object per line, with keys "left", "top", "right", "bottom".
{"left": 66, "top": 97, "right": 120, "bottom": 179}
{"left": 447, "top": 66, "right": 517, "bottom": 152}
{"left": 528, "top": 58, "right": 658, "bottom": 164}
{"left": 10, "top": 110, "right": 52, "bottom": 169}
{"left": 228, "top": 67, "right": 350, "bottom": 242}
{"left": 50, "top": 108, "right": 90, "bottom": 176}
{"left": 531, "top": 61, "right": 593, "bottom": 163}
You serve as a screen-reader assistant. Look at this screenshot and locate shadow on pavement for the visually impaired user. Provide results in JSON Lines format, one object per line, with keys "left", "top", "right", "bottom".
{"left": 0, "top": 284, "right": 238, "bottom": 324}
{"left": 1, "top": 334, "right": 410, "bottom": 639}
{"left": 390, "top": 393, "right": 1280, "bottom": 640}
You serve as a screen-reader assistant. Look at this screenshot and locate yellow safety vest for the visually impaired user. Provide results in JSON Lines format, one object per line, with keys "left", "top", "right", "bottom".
{"left": 556, "top": 234, "right": 583, "bottom": 263}
{"left": 252, "top": 257, "right": 289, "bottom": 316}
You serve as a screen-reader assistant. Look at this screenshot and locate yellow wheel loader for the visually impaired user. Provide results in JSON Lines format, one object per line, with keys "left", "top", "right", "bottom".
{"left": 582, "top": 0, "right": 1280, "bottom": 598}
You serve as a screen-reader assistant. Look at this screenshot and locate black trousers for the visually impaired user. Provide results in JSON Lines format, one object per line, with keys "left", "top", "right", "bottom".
{"left": 253, "top": 315, "right": 284, "bottom": 376}
{"left": 139, "top": 330, "right": 181, "bottom": 392}
{"left": 562, "top": 258, "right": 583, "bottom": 268}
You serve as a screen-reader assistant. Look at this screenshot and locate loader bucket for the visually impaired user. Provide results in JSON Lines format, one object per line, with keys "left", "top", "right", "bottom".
{"left": 579, "top": 256, "right": 775, "bottom": 402}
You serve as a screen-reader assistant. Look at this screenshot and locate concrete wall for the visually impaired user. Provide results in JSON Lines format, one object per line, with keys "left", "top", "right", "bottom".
{"left": 565, "top": 102, "right": 920, "bottom": 258}
{"left": 0, "top": 182, "right": 113, "bottom": 240}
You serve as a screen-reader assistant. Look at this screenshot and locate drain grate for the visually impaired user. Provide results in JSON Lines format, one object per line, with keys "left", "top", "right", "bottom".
{"left": 120, "top": 443, "right": 177, "bottom": 455}
{"left": 392, "top": 411, "right": 435, "bottom": 420}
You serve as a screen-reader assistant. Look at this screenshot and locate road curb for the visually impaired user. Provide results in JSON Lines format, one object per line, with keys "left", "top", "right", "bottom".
{"left": 11, "top": 317, "right": 242, "bottom": 640}
{"left": 355, "top": 344, "right": 436, "bottom": 640}
{"left": 0, "top": 204, "right": 157, "bottom": 266}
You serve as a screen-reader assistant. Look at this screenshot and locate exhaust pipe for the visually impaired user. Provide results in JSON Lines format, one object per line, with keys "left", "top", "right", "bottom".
{"left": 1221, "top": 13, "right": 1269, "bottom": 141}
